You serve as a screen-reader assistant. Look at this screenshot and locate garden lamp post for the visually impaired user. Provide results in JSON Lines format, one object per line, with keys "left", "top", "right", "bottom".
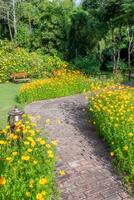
{"left": 8, "top": 107, "right": 24, "bottom": 132}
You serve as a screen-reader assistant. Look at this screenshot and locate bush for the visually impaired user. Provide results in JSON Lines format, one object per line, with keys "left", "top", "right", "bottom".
{"left": 73, "top": 53, "right": 101, "bottom": 74}
{"left": 0, "top": 41, "right": 44, "bottom": 82}
{"left": 89, "top": 87, "right": 134, "bottom": 189}
{"left": 41, "top": 55, "right": 69, "bottom": 78}
{"left": 0, "top": 115, "right": 57, "bottom": 199}
{"left": 106, "top": 60, "right": 128, "bottom": 71}
{"left": 0, "top": 40, "right": 70, "bottom": 83}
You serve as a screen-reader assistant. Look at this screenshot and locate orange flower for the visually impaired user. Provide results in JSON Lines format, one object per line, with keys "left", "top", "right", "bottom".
{"left": 0, "top": 177, "right": 6, "bottom": 185}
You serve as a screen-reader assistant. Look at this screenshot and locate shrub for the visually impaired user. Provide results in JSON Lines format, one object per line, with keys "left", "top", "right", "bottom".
{"left": 41, "top": 55, "right": 69, "bottom": 78}
{"left": 73, "top": 53, "right": 101, "bottom": 74}
{"left": 0, "top": 45, "right": 44, "bottom": 82}
{"left": 89, "top": 87, "right": 134, "bottom": 189}
{"left": 18, "top": 70, "right": 122, "bottom": 104}
{"left": 0, "top": 115, "right": 57, "bottom": 199}
{"left": 0, "top": 40, "right": 70, "bottom": 83}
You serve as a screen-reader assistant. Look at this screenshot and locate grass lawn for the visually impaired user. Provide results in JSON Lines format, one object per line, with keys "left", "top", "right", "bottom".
{"left": 0, "top": 83, "right": 22, "bottom": 129}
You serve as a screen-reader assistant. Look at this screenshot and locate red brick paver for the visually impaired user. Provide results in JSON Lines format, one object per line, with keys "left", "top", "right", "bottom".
{"left": 25, "top": 94, "right": 133, "bottom": 200}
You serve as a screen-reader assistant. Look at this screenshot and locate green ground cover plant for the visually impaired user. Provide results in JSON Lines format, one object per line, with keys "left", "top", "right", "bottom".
{"left": 89, "top": 86, "right": 134, "bottom": 192}
{"left": 0, "top": 116, "right": 58, "bottom": 199}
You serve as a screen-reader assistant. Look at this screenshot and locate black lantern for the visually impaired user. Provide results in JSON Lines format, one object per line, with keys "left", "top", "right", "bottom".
{"left": 8, "top": 107, "right": 24, "bottom": 132}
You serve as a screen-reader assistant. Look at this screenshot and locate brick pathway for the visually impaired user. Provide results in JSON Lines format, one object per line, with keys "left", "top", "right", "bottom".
{"left": 25, "top": 94, "right": 133, "bottom": 200}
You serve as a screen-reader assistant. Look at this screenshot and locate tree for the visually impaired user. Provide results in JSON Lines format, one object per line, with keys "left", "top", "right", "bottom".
{"left": 68, "top": 9, "right": 101, "bottom": 60}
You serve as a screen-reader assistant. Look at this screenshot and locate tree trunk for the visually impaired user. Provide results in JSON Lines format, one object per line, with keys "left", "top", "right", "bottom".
{"left": 117, "top": 49, "right": 120, "bottom": 70}
{"left": 112, "top": 29, "right": 117, "bottom": 73}
{"left": 12, "top": 0, "right": 17, "bottom": 37}
{"left": 127, "top": 26, "right": 134, "bottom": 81}
{"left": 29, "top": 17, "right": 32, "bottom": 33}
{"left": 7, "top": 11, "right": 13, "bottom": 40}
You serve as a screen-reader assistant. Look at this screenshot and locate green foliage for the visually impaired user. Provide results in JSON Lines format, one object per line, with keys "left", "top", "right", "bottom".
{"left": 106, "top": 60, "right": 128, "bottom": 71}
{"left": 15, "top": 0, "right": 72, "bottom": 57}
{"left": 0, "top": 117, "right": 57, "bottom": 199}
{"left": 0, "top": 40, "right": 69, "bottom": 82}
{"left": 74, "top": 53, "right": 101, "bottom": 74}
{"left": 0, "top": 0, "right": 133, "bottom": 77}
{"left": 0, "top": 40, "right": 44, "bottom": 82}
{"left": 68, "top": 9, "right": 100, "bottom": 59}
{"left": 42, "top": 55, "right": 69, "bottom": 77}
{"left": 89, "top": 87, "right": 134, "bottom": 190}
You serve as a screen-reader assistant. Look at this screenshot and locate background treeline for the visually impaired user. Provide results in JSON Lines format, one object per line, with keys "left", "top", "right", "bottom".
{"left": 0, "top": 0, "right": 134, "bottom": 74}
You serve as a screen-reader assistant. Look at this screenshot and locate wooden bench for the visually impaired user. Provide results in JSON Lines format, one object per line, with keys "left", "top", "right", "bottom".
{"left": 10, "top": 72, "right": 30, "bottom": 83}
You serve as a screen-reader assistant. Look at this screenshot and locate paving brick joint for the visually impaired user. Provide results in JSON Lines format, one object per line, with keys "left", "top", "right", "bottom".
{"left": 25, "top": 94, "right": 133, "bottom": 200}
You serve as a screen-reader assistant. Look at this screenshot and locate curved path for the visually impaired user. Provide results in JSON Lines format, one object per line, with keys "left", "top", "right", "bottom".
{"left": 25, "top": 94, "right": 132, "bottom": 200}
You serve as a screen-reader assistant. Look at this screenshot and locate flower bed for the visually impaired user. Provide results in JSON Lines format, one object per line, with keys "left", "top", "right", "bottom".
{"left": 0, "top": 116, "right": 57, "bottom": 199}
{"left": 18, "top": 70, "right": 120, "bottom": 104}
{"left": 89, "top": 86, "right": 134, "bottom": 188}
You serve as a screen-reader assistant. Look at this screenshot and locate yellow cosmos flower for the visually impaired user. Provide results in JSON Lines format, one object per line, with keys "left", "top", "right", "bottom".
{"left": 110, "top": 152, "right": 115, "bottom": 157}
{"left": 33, "top": 160, "right": 38, "bottom": 165}
{"left": 59, "top": 170, "right": 65, "bottom": 176}
{"left": 0, "top": 177, "right": 6, "bottom": 185}
{"left": 124, "top": 145, "right": 129, "bottom": 151}
{"left": 39, "top": 178, "right": 48, "bottom": 185}
{"left": 31, "top": 141, "right": 36, "bottom": 147}
{"left": 9, "top": 134, "right": 18, "bottom": 140}
{"left": 29, "top": 130, "right": 35, "bottom": 136}
{"left": 46, "top": 144, "right": 51, "bottom": 148}
{"left": 21, "top": 155, "right": 30, "bottom": 161}
{"left": 37, "top": 138, "right": 42, "bottom": 142}
{"left": 6, "top": 157, "right": 13, "bottom": 162}
{"left": 41, "top": 191, "right": 46, "bottom": 196}
{"left": 56, "top": 119, "right": 61, "bottom": 124}
{"left": 25, "top": 192, "right": 30, "bottom": 197}
{"left": 47, "top": 150, "right": 54, "bottom": 158}
{"left": 36, "top": 193, "right": 44, "bottom": 200}
{"left": 47, "top": 150, "right": 53, "bottom": 154}
{"left": 16, "top": 128, "right": 21, "bottom": 133}
{"left": 0, "top": 140, "right": 7, "bottom": 145}
{"left": 40, "top": 140, "right": 46, "bottom": 145}
{"left": 27, "top": 137, "right": 33, "bottom": 142}
{"left": 128, "top": 133, "right": 133, "bottom": 137}
{"left": 31, "top": 122, "right": 36, "bottom": 127}
{"left": 5, "top": 125, "right": 10, "bottom": 129}
{"left": 27, "top": 148, "right": 33, "bottom": 153}
{"left": 45, "top": 119, "right": 50, "bottom": 124}
{"left": 29, "top": 180, "right": 34, "bottom": 188}
{"left": 22, "top": 114, "right": 27, "bottom": 118}
{"left": 51, "top": 140, "right": 58, "bottom": 146}
{"left": 36, "top": 115, "right": 41, "bottom": 119}
{"left": 23, "top": 129, "right": 28, "bottom": 134}
{"left": 24, "top": 141, "right": 30, "bottom": 145}
{"left": 12, "top": 151, "right": 18, "bottom": 156}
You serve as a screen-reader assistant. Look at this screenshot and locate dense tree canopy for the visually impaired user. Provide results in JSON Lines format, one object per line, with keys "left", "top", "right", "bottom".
{"left": 0, "top": 0, "right": 133, "bottom": 71}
